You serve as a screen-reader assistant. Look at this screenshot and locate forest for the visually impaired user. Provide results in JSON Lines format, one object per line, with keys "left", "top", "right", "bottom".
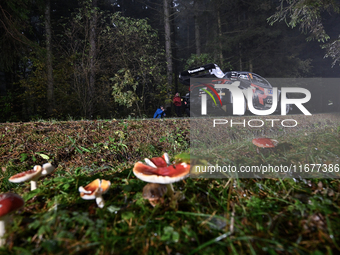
{"left": 1, "top": 1, "right": 340, "bottom": 254}
{"left": 0, "top": 0, "right": 340, "bottom": 121}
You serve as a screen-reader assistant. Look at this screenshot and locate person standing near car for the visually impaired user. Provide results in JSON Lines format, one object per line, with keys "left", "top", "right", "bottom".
{"left": 173, "top": 92, "right": 182, "bottom": 117}
{"left": 183, "top": 92, "right": 190, "bottom": 117}
{"left": 153, "top": 105, "right": 166, "bottom": 118}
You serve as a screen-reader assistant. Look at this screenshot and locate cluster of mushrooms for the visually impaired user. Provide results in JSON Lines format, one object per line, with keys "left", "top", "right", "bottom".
{"left": 77, "top": 152, "right": 191, "bottom": 208}
{"left": 0, "top": 162, "right": 113, "bottom": 247}
{"left": 0, "top": 152, "right": 191, "bottom": 246}
{"left": 0, "top": 139, "right": 275, "bottom": 246}
{"left": 0, "top": 163, "right": 55, "bottom": 246}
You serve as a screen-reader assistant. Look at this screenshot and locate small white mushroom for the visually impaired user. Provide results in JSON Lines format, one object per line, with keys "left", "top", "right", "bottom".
{"left": 9, "top": 163, "right": 56, "bottom": 191}
{"left": 9, "top": 165, "right": 43, "bottom": 191}
{"left": 41, "top": 163, "right": 55, "bottom": 176}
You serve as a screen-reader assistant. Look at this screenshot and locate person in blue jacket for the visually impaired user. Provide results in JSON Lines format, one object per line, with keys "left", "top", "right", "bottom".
{"left": 153, "top": 105, "right": 166, "bottom": 118}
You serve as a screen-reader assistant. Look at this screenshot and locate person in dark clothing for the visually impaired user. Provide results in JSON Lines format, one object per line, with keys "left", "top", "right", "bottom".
{"left": 153, "top": 105, "right": 166, "bottom": 118}
{"left": 182, "top": 92, "right": 190, "bottom": 117}
{"left": 173, "top": 92, "right": 182, "bottom": 117}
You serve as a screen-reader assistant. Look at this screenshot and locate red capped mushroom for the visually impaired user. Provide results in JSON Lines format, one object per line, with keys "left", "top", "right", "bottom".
{"left": 79, "top": 179, "right": 111, "bottom": 208}
{"left": 133, "top": 161, "right": 190, "bottom": 184}
{"left": 252, "top": 138, "right": 278, "bottom": 153}
{"left": 133, "top": 153, "right": 190, "bottom": 203}
{"left": 0, "top": 193, "right": 25, "bottom": 246}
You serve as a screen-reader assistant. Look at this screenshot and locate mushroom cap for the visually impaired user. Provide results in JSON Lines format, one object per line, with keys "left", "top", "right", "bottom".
{"left": 252, "top": 138, "right": 278, "bottom": 148}
{"left": 100, "top": 180, "right": 111, "bottom": 195}
{"left": 142, "top": 183, "right": 168, "bottom": 200}
{"left": 79, "top": 179, "right": 111, "bottom": 200}
{"left": 41, "top": 163, "right": 55, "bottom": 176}
{"left": 144, "top": 153, "right": 170, "bottom": 168}
{"left": 133, "top": 161, "right": 190, "bottom": 184}
{"left": 8, "top": 165, "right": 43, "bottom": 183}
{"left": 0, "top": 193, "right": 24, "bottom": 218}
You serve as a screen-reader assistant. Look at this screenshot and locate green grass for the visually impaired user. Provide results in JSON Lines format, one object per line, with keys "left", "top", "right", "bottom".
{"left": 0, "top": 117, "right": 340, "bottom": 254}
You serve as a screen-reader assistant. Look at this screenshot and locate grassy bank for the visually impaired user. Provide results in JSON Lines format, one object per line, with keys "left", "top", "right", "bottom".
{"left": 0, "top": 115, "right": 340, "bottom": 254}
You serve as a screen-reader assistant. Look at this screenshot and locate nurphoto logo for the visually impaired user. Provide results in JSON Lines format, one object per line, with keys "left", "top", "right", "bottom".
{"left": 200, "top": 84, "right": 312, "bottom": 116}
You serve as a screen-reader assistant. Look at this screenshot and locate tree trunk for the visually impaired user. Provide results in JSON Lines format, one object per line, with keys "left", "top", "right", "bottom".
{"left": 194, "top": 1, "right": 201, "bottom": 56}
{"left": 88, "top": 0, "right": 97, "bottom": 119}
{"left": 171, "top": 0, "right": 178, "bottom": 93}
{"left": 45, "top": 0, "right": 54, "bottom": 116}
{"left": 217, "top": 9, "right": 223, "bottom": 66}
{"left": 187, "top": 15, "right": 190, "bottom": 52}
{"left": 164, "top": 0, "right": 172, "bottom": 92}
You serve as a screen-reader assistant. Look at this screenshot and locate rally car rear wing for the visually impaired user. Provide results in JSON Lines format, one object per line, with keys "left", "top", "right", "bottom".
{"left": 179, "top": 63, "right": 225, "bottom": 85}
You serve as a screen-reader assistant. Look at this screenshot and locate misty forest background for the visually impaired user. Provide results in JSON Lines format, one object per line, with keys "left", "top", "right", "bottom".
{"left": 1, "top": 0, "right": 340, "bottom": 122}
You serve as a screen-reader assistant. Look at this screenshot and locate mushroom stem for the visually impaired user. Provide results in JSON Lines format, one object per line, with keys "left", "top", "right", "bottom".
{"left": 166, "top": 183, "right": 175, "bottom": 199}
{"left": 30, "top": 173, "right": 42, "bottom": 191}
{"left": 148, "top": 198, "right": 164, "bottom": 207}
{"left": 30, "top": 180, "right": 38, "bottom": 191}
{"left": 0, "top": 217, "right": 7, "bottom": 246}
{"left": 95, "top": 195, "right": 105, "bottom": 208}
